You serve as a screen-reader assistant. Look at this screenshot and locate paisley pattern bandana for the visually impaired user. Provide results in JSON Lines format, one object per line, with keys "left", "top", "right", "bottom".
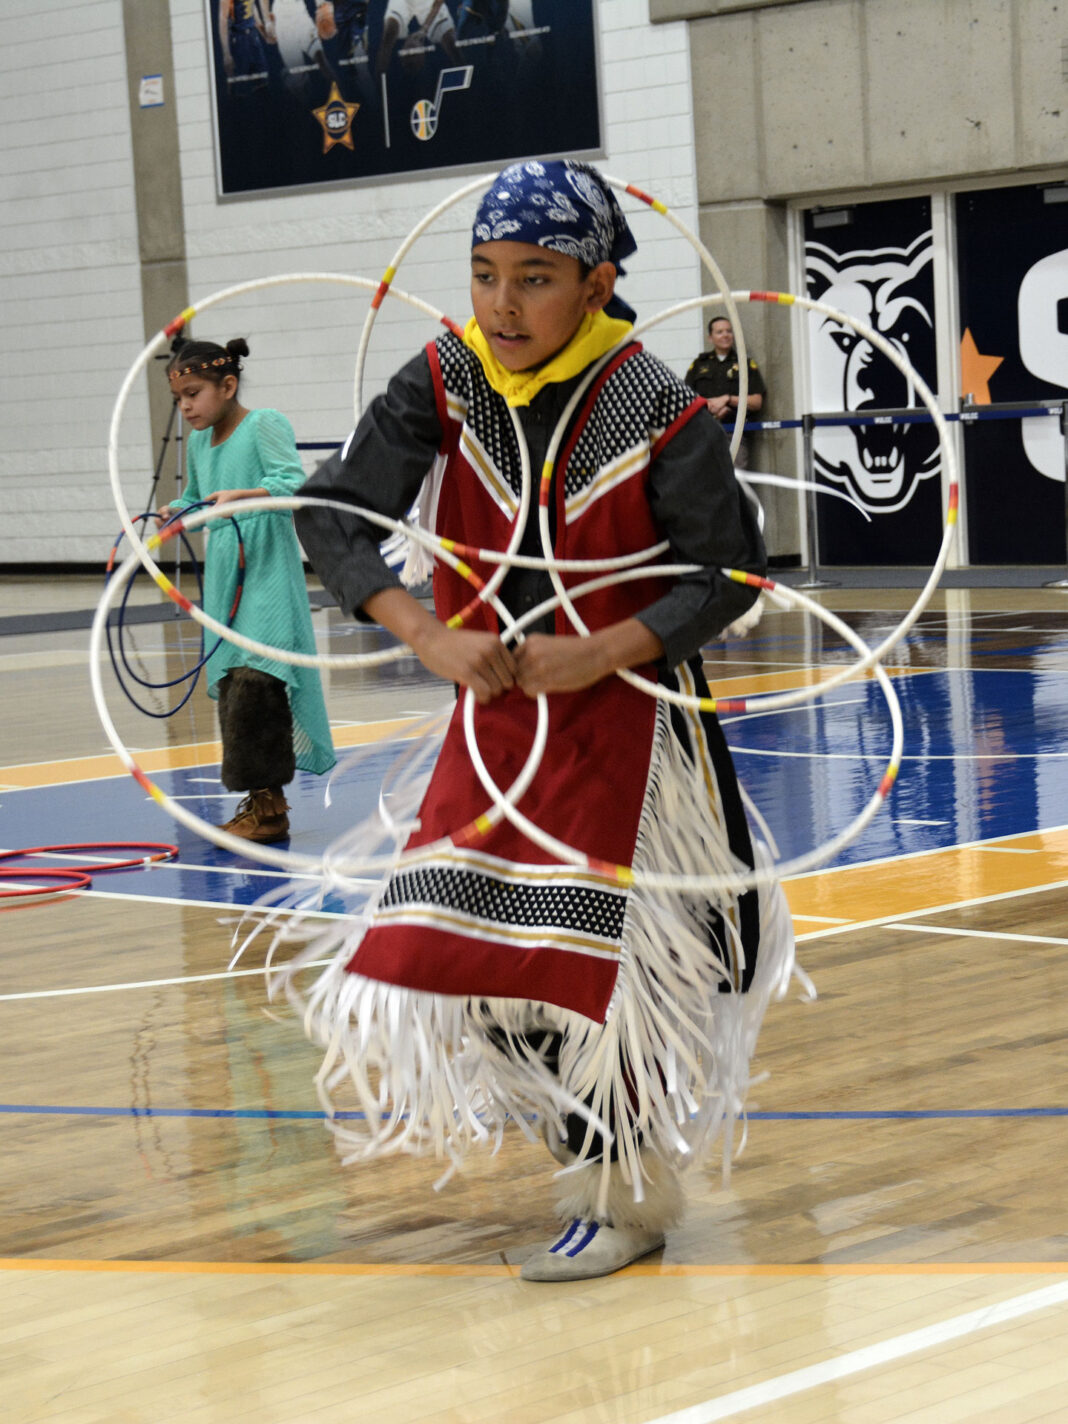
{"left": 472, "top": 159, "right": 638, "bottom": 321}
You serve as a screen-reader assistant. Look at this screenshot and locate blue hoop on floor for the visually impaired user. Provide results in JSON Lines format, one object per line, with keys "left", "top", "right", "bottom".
{"left": 104, "top": 503, "right": 245, "bottom": 719}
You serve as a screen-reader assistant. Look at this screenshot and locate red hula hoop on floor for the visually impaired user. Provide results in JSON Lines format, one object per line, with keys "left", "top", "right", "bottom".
{"left": 0, "top": 842, "right": 178, "bottom": 902}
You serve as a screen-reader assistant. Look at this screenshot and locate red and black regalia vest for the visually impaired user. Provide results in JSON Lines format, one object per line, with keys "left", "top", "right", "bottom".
{"left": 285, "top": 331, "right": 795, "bottom": 1190}
{"left": 424, "top": 331, "right": 701, "bottom": 636}
{"left": 343, "top": 332, "right": 731, "bottom": 1025}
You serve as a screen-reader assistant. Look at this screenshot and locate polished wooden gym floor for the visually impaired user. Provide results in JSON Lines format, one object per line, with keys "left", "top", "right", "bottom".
{"left": 3, "top": 575, "right": 1068, "bottom": 1423}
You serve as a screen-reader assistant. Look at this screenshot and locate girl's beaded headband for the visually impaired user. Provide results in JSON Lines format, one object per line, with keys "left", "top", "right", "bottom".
{"left": 168, "top": 354, "right": 235, "bottom": 381}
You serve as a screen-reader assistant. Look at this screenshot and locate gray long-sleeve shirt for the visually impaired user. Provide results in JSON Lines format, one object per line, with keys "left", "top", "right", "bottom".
{"left": 296, "top": 347, "right": 765, "bottom": 670}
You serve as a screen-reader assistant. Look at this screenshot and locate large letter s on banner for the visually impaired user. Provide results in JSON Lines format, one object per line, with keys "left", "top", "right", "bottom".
{"left": 1019, "top": 249, "right": 1068, "bottom": 481}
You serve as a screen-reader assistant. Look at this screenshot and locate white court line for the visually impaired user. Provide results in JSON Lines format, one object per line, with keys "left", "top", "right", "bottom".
{"left": 796, "top": 874, "right": 1068, "bottom": 943}
{"left": 971, "top": 844, "right": 1040, "bottom": 854}
{"left": 789, "top": 820, "right": 1068, "bottom": 880}
{"left": 20, "top": 907, "right": 1054, "bottom": 1005}
{"left": 886, "top": 922, "right": 1068, "bottom": 947}
{"left": 734, "top": 746, "right": 1068, "bottom": 762}
{"left": 641, "top": 1278, "right": 1068, "bottom": 1424}
{"left": 0, "top": 959, "right": 335, "bottom": 1002}
{"left": 65, "top": 887, "right": 355, "bottom": 915}
{"left": 891, "top": 664, "right": 1068, "bottom": 677}
{"left": 3, "top": 847, "right": 373, "bottom": 888}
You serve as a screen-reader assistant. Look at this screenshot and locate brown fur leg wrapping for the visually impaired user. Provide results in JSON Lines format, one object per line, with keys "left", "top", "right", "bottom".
{"left": 554, "top": 1152, "right": 685, "bottom": 1231}
{"left": 218, "top": 668, "right": 296, "bottom": 791}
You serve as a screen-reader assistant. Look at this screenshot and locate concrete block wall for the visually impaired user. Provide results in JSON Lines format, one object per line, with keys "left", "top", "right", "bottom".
{"left": 5, "top": 0, "right": 1064, "bottom": 565}
{"left": 0, "top": 0, "right": 153, "bottom": 564}
{"left": 1, "top": 0, "right": 704, "bottom": 564}
{"left": 672, "top": 0, "right": 1066, "bottom": 203}
{"left": 664, "top": 0, "right": 1068, "bottom": 559}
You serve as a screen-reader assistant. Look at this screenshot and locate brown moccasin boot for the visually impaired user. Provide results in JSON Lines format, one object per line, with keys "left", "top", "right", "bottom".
{"left": 222, "top": 787, "right": 290, "bottom": 843}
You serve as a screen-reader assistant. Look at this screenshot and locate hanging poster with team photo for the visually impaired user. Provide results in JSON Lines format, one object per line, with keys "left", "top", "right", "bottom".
{"left": 804, "top": 196, "right": 942, "bottom": 565}
{"left": 207, "top": 1, "right": 602, "bottom": 197}
{"left": 956, "top": 184, "right": 1068, "bottom": 565}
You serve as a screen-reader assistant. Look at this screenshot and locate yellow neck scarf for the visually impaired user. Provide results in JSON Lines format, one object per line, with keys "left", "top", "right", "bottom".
{"left": 462, "top": 310, "right": 634, "bottom": 407}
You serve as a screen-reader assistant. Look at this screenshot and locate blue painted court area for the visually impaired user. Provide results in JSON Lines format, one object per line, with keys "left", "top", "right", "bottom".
{"left": 2, "top": 666, "right": 1066, "bottom": 911}
{"left": 0, "top": 748, "right": 402, "bottom": 911}
{"left": 723, "top": 664, "right": 1068, "bottom": 865}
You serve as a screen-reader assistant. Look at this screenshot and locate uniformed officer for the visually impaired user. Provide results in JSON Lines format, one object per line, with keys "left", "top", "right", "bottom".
{"left": 684, "top": 316, "right": 766, "bottom": 468}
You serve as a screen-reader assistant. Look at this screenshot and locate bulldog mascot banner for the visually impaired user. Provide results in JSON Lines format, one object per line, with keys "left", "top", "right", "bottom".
{"left": 804, "top": 186, "right": 1068, "bottom": 567}
{"left": 804, "top": 197, "right": 943, "bottom": 565}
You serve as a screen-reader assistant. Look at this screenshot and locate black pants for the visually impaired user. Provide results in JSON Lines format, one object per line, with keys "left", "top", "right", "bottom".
{"left": 217, "top": 667, "right": 295, "bottom": 792}
{"left": 483, "top": 1025, "right": 633, "bottom": 1163}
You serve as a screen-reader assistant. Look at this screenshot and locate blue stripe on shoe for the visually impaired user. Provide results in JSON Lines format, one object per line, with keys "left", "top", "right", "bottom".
{"left": 548, "top": 1219, "right": 586, "bottom": 1254}
{"left": 565, "top": 1221, "right": 601, "bottom": 1258}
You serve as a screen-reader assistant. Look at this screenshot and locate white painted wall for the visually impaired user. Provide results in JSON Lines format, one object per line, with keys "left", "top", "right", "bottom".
{"left": 0, "top": 0, "right": 153, "bottom": 564}
{"left": 1, "top": 0, "right": 702, "bottom": 563}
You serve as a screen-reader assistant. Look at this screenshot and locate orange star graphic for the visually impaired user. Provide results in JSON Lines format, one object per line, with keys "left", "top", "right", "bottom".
{"left": 312, "top": 83, "right": 359, "bottom": 153}
{"left": 959, "top": 327, "right": 1003, "bottom": 404}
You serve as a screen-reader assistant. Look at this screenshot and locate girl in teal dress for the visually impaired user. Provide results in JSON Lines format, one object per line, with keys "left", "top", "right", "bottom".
{"left": 162, "top": 338, "right": 335, "bottom": 842}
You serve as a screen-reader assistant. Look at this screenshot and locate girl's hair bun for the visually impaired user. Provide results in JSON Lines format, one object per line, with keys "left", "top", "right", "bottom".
{"left": 226, "top": 337, "right": 251, "bottom": 360}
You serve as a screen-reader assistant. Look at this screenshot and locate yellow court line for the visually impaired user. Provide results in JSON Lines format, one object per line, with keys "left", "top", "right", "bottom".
{"left": 705, "top": 667, "right": 868, "bottom": 698}
{"left": 0, "top": 718, "right": 422, "bottom": 790}
{"left": 784, "top": 825, "right": 1068, "bottom": 926}
{"left": 2, "top": 1258, "right": 1067, "bottom": 1279}
{"left": 0, "top": 666, "right": 904, "bottom": 790}
{"left": 0, "top": 663, "right": 914, "bottom": 790}
{"left": 704, "top": 665, "right": 916, "bottom": 697}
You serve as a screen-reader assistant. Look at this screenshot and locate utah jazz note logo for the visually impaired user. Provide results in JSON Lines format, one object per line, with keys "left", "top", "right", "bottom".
{"left": 410, "top": 66, "right": 473, "bottom": 140}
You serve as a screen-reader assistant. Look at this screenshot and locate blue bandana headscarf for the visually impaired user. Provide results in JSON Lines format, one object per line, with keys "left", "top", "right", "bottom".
{"left": 472, "top": 159, "right": 638, "bottom": 322}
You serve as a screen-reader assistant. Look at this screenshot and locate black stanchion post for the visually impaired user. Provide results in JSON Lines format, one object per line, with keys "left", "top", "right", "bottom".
{"left": 172, "top": 411, "right": 184, "bottom": 607}
{"left": 142, "top": 394, "right": 178, "bottom": 518}
{"left": 1043, "top": 400, "right": 1068, "bottom": 590}
{"left": 147, "top": 351, "right": 186, "bottom": 610}
{"left": 796, "top": 412, "right": 838, "bottom": 590}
